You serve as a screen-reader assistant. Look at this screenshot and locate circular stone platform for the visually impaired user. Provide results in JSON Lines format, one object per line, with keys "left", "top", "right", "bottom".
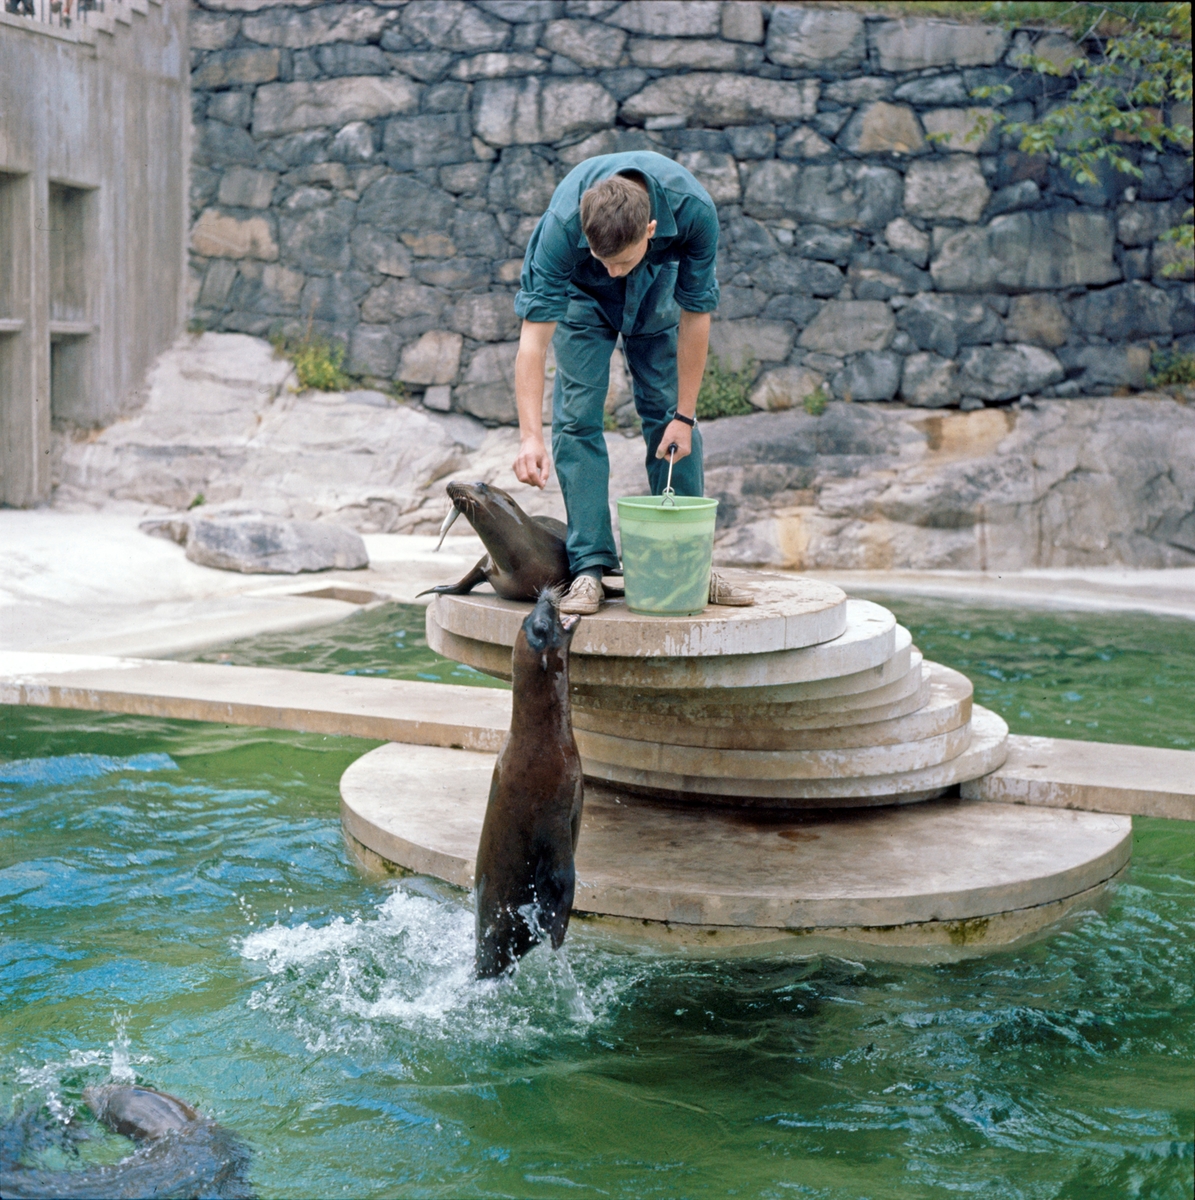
{"left": 340, "top": 743, "right": 1131, "bottom": 958}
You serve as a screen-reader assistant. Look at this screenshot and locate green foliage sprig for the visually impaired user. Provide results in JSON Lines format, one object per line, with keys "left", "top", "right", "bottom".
{"left": 1149, "top": 347, "right": 1195, "bottom": 385}
{"left": 270, "top": 327, "right": 355, "bottom": 393}
{"left": 696, "top": 353, "right": 757, "bottom": 420}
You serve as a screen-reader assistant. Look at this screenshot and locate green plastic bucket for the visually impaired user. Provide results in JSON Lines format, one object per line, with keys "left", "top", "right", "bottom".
{"left": 616, "top": 495, "right": 719, "bottom": 616}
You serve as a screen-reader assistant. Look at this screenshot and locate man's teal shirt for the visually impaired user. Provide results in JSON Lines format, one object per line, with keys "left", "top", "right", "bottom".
{"left": 514, "top": 151, "right": 721, "bottom": 337}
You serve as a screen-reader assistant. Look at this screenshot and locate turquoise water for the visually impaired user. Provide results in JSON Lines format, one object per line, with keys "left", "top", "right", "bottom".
{"left": 3, "top": 601, "right": 1193, "bottom": 1198}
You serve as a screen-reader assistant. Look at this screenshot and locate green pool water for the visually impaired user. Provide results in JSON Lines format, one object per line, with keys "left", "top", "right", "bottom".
{"left": 2, "top": 600, "right": 1193, "bottom": 1198}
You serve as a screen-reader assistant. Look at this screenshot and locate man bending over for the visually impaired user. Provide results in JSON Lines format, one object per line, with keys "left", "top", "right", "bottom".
{"left": 511, "top": 150, "right": 753, "bottom": 615}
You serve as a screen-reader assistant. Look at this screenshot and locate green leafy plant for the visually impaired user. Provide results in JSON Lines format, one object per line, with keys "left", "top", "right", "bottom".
{"left": 696, "top": 353, "right": 757, "bottom": 420}
{"left": 1149, "top": 347, "right": 1195, "bottom": 385}
{"left": 970, "top": 2, "right": 1192, "bottom": 272}
{"left": 187, "top": 492, "right": 205, "bottom": 510}
{"left": 271, "top": 326, "right": 355, "bottom": 393}
{"left": 803, "top": 385, "right": 830, "bottom": 416}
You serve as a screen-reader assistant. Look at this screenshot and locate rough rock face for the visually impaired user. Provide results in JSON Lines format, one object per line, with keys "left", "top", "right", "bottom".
{"left": 54, "top": 335, "right": 1195, "bottom": 573}
{"left": 186, "top": 3, "right": 1195, "bottom": 426}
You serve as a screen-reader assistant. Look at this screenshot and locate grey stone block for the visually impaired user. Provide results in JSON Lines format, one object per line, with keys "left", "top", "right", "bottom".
{"left": 300, "top": 273, "right": 368, "bottom": 324}
{"left": 884, "top": 218, "right": 929, "bottom": 268}
{"left": 541, "top": 18, "right": 626, "bottom": 67}
{"left": 451, "top": 210, "right": 506, "bottom": 259}
{"left": 349, "top": 325, "right": 400, "bottom": 378}
{"left": 722, "top": 0, "right": 763, "bottom": 44}
{"left": 450, "top": 292, "right": 519, "bottom": 342}
{"left": 604, "top": 0, "right": 722, "bottom": 37}
{"left": 621, "top": 74, "right": 819, "bottom": 128}
{"left": 487, "top": 145, "right": 560, "bottom": 214}
{"left": 986, "top": 179, "right": 1040, "bottom": 217}
{"left": 473, "top": 77, "right": 617, "bottom": 145}
{"left": 837, "top": 102, "right": 926, "bottom": 157}
{"left": 350, "top": 225, "right": 412, "bottom": 278}
{"left": 777, "top": 126, "right": 835, "bottom": 160}
{"left": 316, "top": 45, "right": 390, "bottom": 78}
{"left": 412, "top": 258, "right": 493, "bottom": 289}
{"left": 383, "top": 113, "right": 474, "bottom": 171}
{"left": 423, "top": 82, "right": 471, "bottom": 113}
{"left": 199, "top": 259, "right": 238, "bottom": 309}
{"left": 198, "top": 121, "right": 258, "bottom": 168}
{"left": 440, "top": 162, "right": 492, "bottom": 195}
{"left": 217, "top": 167, "right": 277, "bottom": 210}
{"left": 596, "top": 68, "right": 650, "bottom": 103}
{"left": 185, "top": 515, "right": 368, "bottom": 574}
{"left": 279, "top": 202, "right": 355, "bottom": 273}
{"left": 848, "top": 252, "right": 931, "bottom": 300}
{"left": 451, "top": 51, "right": 548, "bottom": 80}
{"left": 476, "top": 0, "right": 562, "bottom": 20}
{"left": 822, "top": 77, "right": 893, "bottom": 106}
{"left": 750, "top": 255, "right": 845, "bottom": 298}
{"left": 761, "top": 295, "right": 823, "bottom": 327}
{"left": 362, "top": 278, "right": 446, "bottom": 324}
{"left": 716, "top": 286, "right": 767, "bottom": 320}
{"left": 358, "top": 175, "right": 456, "bottom": 234}
{"left": 892, "top": 74, "right": 969, "bottom": 107}
{"left": 897, "top": 293, "right": 1003, "bottom": 359}
{"left": 676, "top": 151, "right": 741, "bottom": 204}
{"left": 190, "top": 11, "right": 239, "bottom": 52}
{"left": 629, "top": 38, "right": 762, "bottom": 71}
{"left": 328, "top": 121, "right": 377, "bottom": 164}
{"left": 253, "top": 78, "right": 421, "bottom": 137}
{"left": 454, "top": 342, "right": 520, "bottom": 422}
{"left": 900, "top": 352, "right": 958, "bottom": 407}
{"left": 1060, "top": 345, "right": 1152, "bottom": 391}
{"left": 726, "top": 125, "right": 777, "bottom": 160}
{"left": 956, "top": 344, "right": 1064, "bottom": 401}
{"left": 799, "top": 301, "right": 895, "bottom": 356}
{"left": 832, "top": 351, "right": 902, "bottom": 401}
{"left": 931, "top": 210, "right": 1121, "bottom": 292}
{"left": 1003, "top": 294, "right": 1070, "bottom": 349}
{"left": 1117, "top": 200, "right": 1182, "bottom": 246}
{"left": 709, "top": 319, "right": 795, "bottom": 370}
{"left": 206, "top": 92, "right": 252, "bottom": 129}
{"left": 1077, "top": 281, "right": 1174, "bottom": 341}
{"left": 794, "top": 224, "right": 857, "bottom": 264}
{"left": 764, "top": 7, "right": 865, "bottom": 70}
{"left": 192, "top": 47, "right": 281, "bottom": 89}
{"left": 871, "top": 19, "right": 1007, "bottom": 72}
{"left": 402, "top": 0, "right": 511, "bottom": 51}
{"left": 904, "top": 156, "right": 990, "bottom": 223}
{"left": 242, "top": 5, "right": 395, "bottom": 50}
{"left": 743, "top": 161, "right": 901, "bottom": 230}
{"left": 400, "top": 330, "right": 464, "bottom": 384}
{"left": 386, "top": 51, "right": 455, "bottom": 81}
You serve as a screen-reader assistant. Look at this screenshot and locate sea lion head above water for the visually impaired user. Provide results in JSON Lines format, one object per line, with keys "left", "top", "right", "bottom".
{"left": 419, "top": 481, "right": 571, "bottom": 602}
{"left": 474, "top": 588, "right": 584, "bottom": 979}
{"left": 82, "top": 1085, "right": 199, "bottom": 1142}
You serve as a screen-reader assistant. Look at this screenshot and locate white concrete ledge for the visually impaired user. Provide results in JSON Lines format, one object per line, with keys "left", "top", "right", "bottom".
{"left": 962, "top": 734, "right": 1195, "bottom": 820}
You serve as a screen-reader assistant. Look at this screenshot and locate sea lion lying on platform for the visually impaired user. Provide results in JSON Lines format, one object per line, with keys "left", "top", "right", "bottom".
{"left": 0, "top": 1084, "right": 253, "bottom": 1199}
{"left": 419, "top": 481, "right": 623, "bottom": 602}
{"left": 474, "top": 588, "right": 584, "bottom": 978}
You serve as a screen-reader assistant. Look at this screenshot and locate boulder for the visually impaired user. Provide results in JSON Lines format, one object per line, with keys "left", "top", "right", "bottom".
{"left": 400, "top": 331, "right": 464, "bottom": 385}
{"left": 986, "top": 179, "right": 1040, "bottom": 217}
{"left": 837, "top": 102, "right": 925, "bottom": 156}
{"left": 1059, "top": 345, "right": 1152, "bottom": 391}
{"left": 709, "top": 320, "right": 794, "bottom": 371}
{"left": 454, "top": 342, "right": 519, "bottom": 422}
{"left": 451, "top": 52, "right": 548, "bottom": 80}
{"left": 822, "top": 77, "right": 893, "bottom": 105}
{"left": 362, "top": 278, "right": 445, "bottom": 325}
{"left": 541, "top": 19, "right": 626, "bottom": 69}
{"left": 252, "top": 77, "right": 420, "bottom": 137}
{"left": 931, "top": 210, "right": 1121, "bottom": 291}
{"left": 629, "top": 38, "right": 762, "bottom": 71}
{"left": 892, "top": 74, "right": 968, "bottom": 106}
{"left": 798, "top": 301, "right": 895, "bottom": 356}
{"left": 897, "top": 293, "right": 1003, "bottom": 359}
{"left": 207, "top": 92, "right": 253, "bottom": 129}
{"left": 191, "top": 209, "right": 278, "bottom": 261}
{"left": 900, "top": 352, "right": 959, "bottom": 407}
{"left": 749, "top": 366, "right": 824, "bottom": 411}
{"left": 764, "top": 7, "right": 865, "bottom": 70}
{"left": 832, "top": 351, "right": 902, "bottom": 401}
{"left": 722, "top": 0, "right": 764, "bottom": 43}
{"left": 278, "top": 203, "right": 354, "bottom": 273}
{"left": 621, "top": 74, "right": 818, "bottom": 128}
{"left": 1003, "top": 294, "right": 1070, "bottom": 348}
{"left": 956, "top": 344, "right": 1064, "bottom": 401}
{"left": 1076, "top": 281, "right": 1174, "bottom": 341}
{"left": 487, "top": 145, "right": 559, "bottom": 214}
{"left": 743, "top": 161, "right": 901, "bottom": 230}
{"left": 351, "top": 226, "right": 412, "bottom": 278}
{"left": 794, "top": 224, "right": 857, "bottom": 263}
{"left": 777, "top": 126, "right": 835, "bottom": 160}
{"left": 903, "top": 156, "right": 990, "bottom": 223}
{"left": 185, "top": 515, "right": 369, "bottom": 574}
{"left": 473, "top": 77, "right": 617, "bottom": 145}
{"left": 348, "top": 325, "right": 399, "bottom": 378}
{"left": 604, "top": 1, "right": 722, "bottom": 37}
{"left": 1117, "top": 200, "right": 1183, "bottom": 246}
{"left": 358, "top": 175, "right": 456, "bottom": 235}
{"left": 749, "top": 255, "right": 844, "bottom": 297}
{"left": 329, "top": 121, "right": 377, "bottom": 164}
{"left": 871, "top": 19, "right": 1007, "bottom": 71}
{"left": 192, "top": 47, "right": 281, "bottom": 89}
{"left": 190, "top": 11, "right": 238, "bottom": 52}
{"left": 382, "top": 113, "right": 474, "bottom": 170}
{"left": 847, "top": 252, "right": 931, "bottom": 300}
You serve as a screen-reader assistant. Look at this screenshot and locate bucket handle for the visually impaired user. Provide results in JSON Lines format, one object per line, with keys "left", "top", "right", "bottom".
{"left": 661, "top": 443, "right": 677, "bottom": 507}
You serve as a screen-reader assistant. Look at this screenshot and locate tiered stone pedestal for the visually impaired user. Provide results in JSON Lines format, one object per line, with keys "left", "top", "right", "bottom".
{"left": 426, "top": 572, "right": 1009, "bottom": 806}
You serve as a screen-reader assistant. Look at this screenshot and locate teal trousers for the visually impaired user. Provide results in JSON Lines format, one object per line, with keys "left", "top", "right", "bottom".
{"left": 552, "top": 320, "right": 704, "bottom": 575}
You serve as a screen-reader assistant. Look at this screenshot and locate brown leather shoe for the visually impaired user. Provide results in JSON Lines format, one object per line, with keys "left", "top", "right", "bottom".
{"left": 708, "top": 570, "right": 755, "bottom": 606}
{"left": 559, "top": 574, "right": 604, "bottom": 615}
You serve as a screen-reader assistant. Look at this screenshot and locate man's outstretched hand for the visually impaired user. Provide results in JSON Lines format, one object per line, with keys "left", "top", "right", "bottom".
{"left": 514, "top": 435, "right": 551, "bottom": 488}
{"left": 654, "top": 419, "right": 693, "bottom": 462}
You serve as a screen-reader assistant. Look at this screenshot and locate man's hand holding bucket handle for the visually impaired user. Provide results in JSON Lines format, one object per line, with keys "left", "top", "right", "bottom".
{"left": 654, "top": 309, "right": 710, "bottom": 463}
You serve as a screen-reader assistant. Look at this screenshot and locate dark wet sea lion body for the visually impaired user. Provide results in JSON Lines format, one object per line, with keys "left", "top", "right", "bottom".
{"left": 420, "top": 481, "right": 572, "bottom": 601}
{"left": 1, "top": 1085, "right": 253, "bottom": 1200}
{"left": 474, "top": 589, "right": 584, "bottom": 979}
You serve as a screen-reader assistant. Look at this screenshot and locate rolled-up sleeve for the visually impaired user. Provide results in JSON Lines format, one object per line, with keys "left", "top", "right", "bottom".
{"left": 514, "top": 212, "right": 578, "bottom": 324}
{"left": 673, "top": 198, "right": 721, "bottom": 314}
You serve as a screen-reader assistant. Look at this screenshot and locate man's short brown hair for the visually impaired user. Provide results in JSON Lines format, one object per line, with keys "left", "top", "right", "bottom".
{"left": 580, "top": 174, "right": 651, "bottom": 259}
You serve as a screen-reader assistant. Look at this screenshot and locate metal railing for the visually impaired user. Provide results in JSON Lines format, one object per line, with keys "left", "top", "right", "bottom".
{"left": 3, "top": 0, "right": 124, "bottom": 30}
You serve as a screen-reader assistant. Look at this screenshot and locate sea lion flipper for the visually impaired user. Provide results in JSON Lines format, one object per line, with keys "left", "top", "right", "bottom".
{"left": 415, "top": 557, "right": 490, "bottom": 598}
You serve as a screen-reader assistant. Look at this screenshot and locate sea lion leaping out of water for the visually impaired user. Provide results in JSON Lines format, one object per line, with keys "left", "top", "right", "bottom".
{"left": 474, "top": 588, "right": 584, "bottom": 979}
{"left": 418, "top": 481, "right": 623, "bottom": 603}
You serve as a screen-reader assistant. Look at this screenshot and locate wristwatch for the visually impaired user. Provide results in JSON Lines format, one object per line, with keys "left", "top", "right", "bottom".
{"left": 673, "top": 412, "right": 697, "bottom": 428}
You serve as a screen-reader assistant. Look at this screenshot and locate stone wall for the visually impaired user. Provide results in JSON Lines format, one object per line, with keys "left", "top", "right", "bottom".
{"left": 186, "top": 0, "right": 1194, "bottom": 425}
